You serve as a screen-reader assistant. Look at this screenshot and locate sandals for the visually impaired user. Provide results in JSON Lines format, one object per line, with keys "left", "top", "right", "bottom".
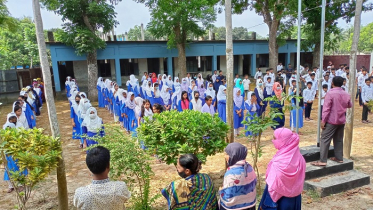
{"left": 311, "top": 161, "right": 327, "bottom": 167}
{"left": 330, "top": 157, "right": 343, "bottom": 163}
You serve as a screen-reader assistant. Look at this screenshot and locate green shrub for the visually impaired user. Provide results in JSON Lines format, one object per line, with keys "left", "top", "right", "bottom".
{"left": 137, "top": 110, "right": 229, "bottom": 165}
{"left": 92, "top": 125, "right": 157, "bottom": 209}
{"left": 0, "top": 128, "right": 61, "bottom": 210}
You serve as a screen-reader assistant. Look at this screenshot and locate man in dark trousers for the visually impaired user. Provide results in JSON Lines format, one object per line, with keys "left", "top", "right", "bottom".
{"left": 311, "top": 76, "right": 352, "bottom": 166}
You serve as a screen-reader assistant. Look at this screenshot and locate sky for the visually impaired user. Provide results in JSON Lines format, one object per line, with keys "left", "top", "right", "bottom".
{"left": 6, "top": 0, "right": 373, "bottom": 37}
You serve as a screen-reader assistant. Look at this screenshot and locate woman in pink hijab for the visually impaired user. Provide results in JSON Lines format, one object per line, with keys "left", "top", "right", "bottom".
{"left": 259, "top": 128, "right": 305, "bottom": 210}
{"left": 270, "top": 82, "right": 285, "bottom": 129}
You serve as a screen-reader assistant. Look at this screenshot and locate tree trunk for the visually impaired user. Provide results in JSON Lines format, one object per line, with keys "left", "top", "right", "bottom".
{"left": 87, "top": 51, "right": 98, "bottom": 101}
{"left": 312, "top": 42, "right": 321, "bottom": 68}
{"left": 268, "top": 22, "right": 279, "bottom": 69}
{"left": 32, "top": 0, "right": 69, "bottom": 209}
{"left": 344, "top": 0, "right": 363, "bottom": 159}
{"left": 177, "top": 43, "right": 187, "bottom": 78}
{"left": 225, "top": 0, "right": 234, "bottom": 143}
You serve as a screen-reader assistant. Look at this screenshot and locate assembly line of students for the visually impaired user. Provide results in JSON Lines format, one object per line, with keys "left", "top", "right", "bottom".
{"left": 2, "top": 78, "right": 44, "bottom": 193}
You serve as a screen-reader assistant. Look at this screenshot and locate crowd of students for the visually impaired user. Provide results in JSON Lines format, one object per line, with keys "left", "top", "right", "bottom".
{"left": 74, "top": 127, "right": 306, "bottom": 210}
{"left": 2, "top": 78, "right": 44, "bottom": 193}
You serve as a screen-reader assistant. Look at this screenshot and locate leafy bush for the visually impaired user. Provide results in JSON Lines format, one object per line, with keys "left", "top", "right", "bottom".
{"left": 137, "top": 110, "right": 229, "bottom": 165}
{"left": 92, "top": 125, "right": 157, "bottom": 209}
{"left": 243, "top": 93, "right": 301, "bottom": 193}
{"left": 0, "top": 128, "right": 61, "bottom": 210}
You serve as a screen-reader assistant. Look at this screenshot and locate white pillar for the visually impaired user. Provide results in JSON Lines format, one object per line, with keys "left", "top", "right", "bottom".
{"left": 368, "top": 51, "right": 373, "bottom": 73}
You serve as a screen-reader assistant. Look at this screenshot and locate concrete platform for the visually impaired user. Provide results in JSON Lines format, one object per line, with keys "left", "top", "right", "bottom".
{"left": 300, "top": 145, "right": 334, "bottom": 163}
{"left": 304, "top": 170, "right": 370, "bottom": 197}
{"left": 305, "top": 158, "right": 353, "bottom": 180}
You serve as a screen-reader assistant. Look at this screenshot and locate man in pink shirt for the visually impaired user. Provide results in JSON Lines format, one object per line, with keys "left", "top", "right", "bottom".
{"left": 312, "top": 76, "right": 352, "bottom": 166}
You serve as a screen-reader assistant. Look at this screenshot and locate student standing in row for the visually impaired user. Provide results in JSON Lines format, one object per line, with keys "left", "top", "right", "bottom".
{"left": 233, "top": 88, "right": 244, "bottom": 136}
{"left": 361, "top": 79, "right": 373, "bottom": 123}
{"left": 303, "top": 82, "right": 315, "bottom": 121}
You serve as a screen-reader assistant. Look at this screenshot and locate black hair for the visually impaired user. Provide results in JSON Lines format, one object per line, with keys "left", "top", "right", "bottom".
{"left": 362, "top": 68, "right": 367, "bottom": 72}
{"left": 345, "top": 67, "right": 349, "bottom": 70}
{"left": 205, "top": 95, "right": 212, "bottom": 101}
{"left": 304, "top": 64, "right": 309, "bottom": 68}
{"left": 86, "top": 146, "right": 110, "bottom": 174}
{"left": 219, "top": 70, "right": 222, "bottom": 73}
{"left": 307, "top": 82, "right": 313, "bottom": 86}
{"left": 154, "top": 82, "right": 159, "bottom": 87}
{"left": 193, "top": 91, "right": 199, "bottom": 97}
{"left": 292, "top": 80, "right": 296, "bottom": 83}
{"left": 268, "top": 68, "right": 273, "bottom": 71}
{"left": 324, "top": 74, "right": 329, "bottom": 77}
{"left": 141, "top": 99, "right": 153, "bottom": 117}
{"left": 13, "top": 105, "right": 22, "bottom": 113}
{"left": 75, "top": 95, "right": 81, "bottom": 99}
{"left": 313, "top": 67, "right": 317, "bottom": 70}
{"left": 153, "top": 103, "right": 163, "bottom": 113}
{"left": 179, "top": 154, "right": 200, "bottom": 175}
{"left": 343, "top": 78, "right": 347, "bottom": 81}
{"left": 251, "top": 92, "right": 256, "bottom": 97}
{"left": 181, "top": 91, "right": 189, "bottom": 102}
{"left": 322, "top": 84, "right": 328, "bottom": 89}
{"left": 8, "top": 116, "right": 17, "bottom": 122}
{"left": 311, "top": 73, "right": 315, "bottom": 76}
{"left": 266, "top": 69, "right": 270, "bottom": 72}
{"left": 365, "top": 78, "right": 371, "bottom": 82}
{"left": 267, "top": 77, "right": 271, "bottom": 81}
{"left": 332, "top": 76, "right": 343, "bottom": 87}
{"left": 331, "top": 68, "right": 335, "bottom": 71}
{"left": 206, "top": 74, "right": 212, "bottom": 82}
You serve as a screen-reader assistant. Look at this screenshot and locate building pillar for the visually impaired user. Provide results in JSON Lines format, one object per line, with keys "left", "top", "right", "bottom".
{"left": 115, "top": 58, "right": 121, "bottom": 86}
{"left": 238, "top": 55, "right": 243, "bottom": 76}
{"left": 52, "top": 60, "right": 61, "bottom": 92}
{"left": 251, "top": 54, "right": 256, "bottom": 77}
{"left": 167, "top": 57, "right": 173, "bottom": 78}
{"left": 212, "top": 55, "right": 217, "bottom": 73}
{"left": 287, "top": 52, "right": 291, "bottom": 66}
{"left": 368, "top": 52, "right": 373, "bottom": 73}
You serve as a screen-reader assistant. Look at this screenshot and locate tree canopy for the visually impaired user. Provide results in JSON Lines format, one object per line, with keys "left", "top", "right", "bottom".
{"left": 0, "top": 17, "right": 39, "bottom": 70}
{"left": 136, "top": 0, "right": 218, "bottom": 77}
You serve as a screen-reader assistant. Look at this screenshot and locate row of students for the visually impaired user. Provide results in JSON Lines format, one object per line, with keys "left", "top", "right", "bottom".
{"left": 2, "top": 79, "right": 45, "bottom": 193}
{"left": 65, "top": 77, "right": 105, "bottom": 149}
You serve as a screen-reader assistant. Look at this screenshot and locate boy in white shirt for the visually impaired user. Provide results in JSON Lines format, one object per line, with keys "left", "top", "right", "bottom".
{"left": 361, "top": 79, "right": 373, "bottom": 123}
{"left": 263, "top": 69, "right": 271, "bottom": 83}
{"left": 242, "top": 74, "right": 251, "bottom": 99}
{"left": 254, "top": 68, "right": 263, "bottom": 81}
{"left": 264, "top": 77, "right": 274, "bottom": 97}
{"left": 277, "top": 62, "right": 283, "bottom": 72}
{"left": 320, "top": 84, "right": 328, "bottom": 119}
{"left": 303, "top": 82, "right": 316, "bottom": 121}
{"left": 234, "top": 74, "right": 240, "bottom": 84}
{"left": 306, "top": 73, "right": 318, "bottom": 97}
{"left": 358, "top": 69, "right": 369, "bottom": 106}
{"left": 322, "top": 74, "right": 331, "bottom": 90}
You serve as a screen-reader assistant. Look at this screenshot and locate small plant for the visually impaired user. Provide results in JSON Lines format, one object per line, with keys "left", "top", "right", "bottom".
{"left": 92, "top": 125, "right": 158, "bottom": 209}
{"left": 0, "top": 128, "right": 61, "bottom": 210}
{"left": 243, "top": 93, "right": 301, "bottom": 194}
{"left": 137, "top": 110, "right": 229, "bottom": 165}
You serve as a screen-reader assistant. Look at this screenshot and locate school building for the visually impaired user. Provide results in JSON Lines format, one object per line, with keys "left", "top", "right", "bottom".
{"left": 47, "top": 40, "right": 313, "bottom": 92}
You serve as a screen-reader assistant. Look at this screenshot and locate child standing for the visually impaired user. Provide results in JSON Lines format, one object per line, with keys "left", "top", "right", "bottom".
{"left": 303, "top": 82, "right": 316, "bottom": 121}
{"left": 244, "top": 92, "right": 260, "bottom": 136}
{"left": 217, "top": 86, "right": 227, "bottom": 123}
{"left": 233, "top": 88, "right": 244, "bottom": 136}
{"left": 254, "top": 68, "right": 263, "bottom": 82}
{"left": 289, "top": 80, "right": 304, "bottom": 132}
{"left": 242, "top": 75, "right": 251, "bottom": 99}
{"left": 361, "top": 79, "right": 373, "bottom": 123}
{"left": 320, "top": 84, "right": 328, "bottom": 120}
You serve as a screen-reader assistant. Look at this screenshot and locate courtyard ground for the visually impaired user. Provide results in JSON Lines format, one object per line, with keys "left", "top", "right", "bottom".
{"left": 0, "top": 92, "right": 372, "bottom": 209}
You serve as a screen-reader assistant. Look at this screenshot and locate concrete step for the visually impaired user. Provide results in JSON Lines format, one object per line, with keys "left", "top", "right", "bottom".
{"left": 304, "top": 170, "right": 370, "bottom": 197}
{"left": 300, "top": 145, "right": 334, "bottom": 163}
{"left": 305, "top": 158, "right": 353, "bottom": 180}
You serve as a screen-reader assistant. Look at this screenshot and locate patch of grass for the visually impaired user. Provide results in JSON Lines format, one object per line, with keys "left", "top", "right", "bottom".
{"left": 306, "top": 190, "right": 321, "bottom": 200}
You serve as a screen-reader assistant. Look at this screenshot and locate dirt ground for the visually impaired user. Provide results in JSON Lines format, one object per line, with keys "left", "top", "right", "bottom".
{"left": 0, "top": 90, "right": 373, "bottom": 209}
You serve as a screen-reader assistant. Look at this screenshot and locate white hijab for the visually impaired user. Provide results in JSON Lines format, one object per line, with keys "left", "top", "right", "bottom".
{"left": 135, "top": 97, "right": 144, "bottom": 119}
{"left": 78, "top": 98, "right": 92, "bottom": 120}
{"left": 130, "top": 75, "right": 140, "bottom": 92}
{"left": 97, "top": 77, "right": 105, "bottom": 88}
{"left": 126, "top": 92, "right": 136, "bottom": 110}
{"left": 81, "top": 107, "right": 102, "bottom": 133}
{"left": 166, "top": 75, "right": 174, "bottom": 87}
{"left": 256, "top": 79, "right": 264, "bottom": 100}
{"left": 173, "top": 77, "right": 181, "bottom": 87}
{"left": 117, "top": 89, "right": 127, "bottom": 103}
{"left": 196, "top": 73, "right": 204, "bottom": 86}
{"left": 160, "top": 85, "right": 171, "bottom": 105}
{"left": 204, "top": 82, "right": 216, "bottom": 99}
{"left": 144, "top": 81, "right": 153, "bottom": 97}
{"left": 233, "top": 88, "right": 243, "bottom": 108}
{"left": 217, "top": 85, "right": 227, "bottom": 101}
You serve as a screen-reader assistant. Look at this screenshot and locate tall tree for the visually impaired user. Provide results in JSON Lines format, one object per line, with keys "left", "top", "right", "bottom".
{"left": 344, "top": 0, "right": 363, "bottom": 159}
{"left": 0, "top": 17, "right": 39, "bottom": 70}
{"left": 43, "top": 0, "right": 118, "bottom": 101}
{"left": 298, "top": 0, "right": 373, "bottom": 67}
{"left": 232, "top": 26, "right": 250, "bottom": 40}
{"left": 32, "top": 0, "right": 69, "bottom": 209}
{"left": 137, "top": 0, "right": 218, "bottom": 78}
{"left": 127, "top": 25, "right": 155, "bottom": 41}
{"left": 0, "top": 0, "right": 17, "bottom": 31}
{"left": 249, "top": 0, "right": 296, "bottom": 69}
{"left": 225, "top": 0, "right": 234, "bottom": 143}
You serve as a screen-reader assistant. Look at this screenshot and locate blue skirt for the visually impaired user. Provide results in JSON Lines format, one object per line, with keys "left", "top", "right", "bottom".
{"left": 4, "top": 156, "right": 27, "bottom": 181}
{"left": 259, "top": 184, "right": 301, "bottom": 210}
